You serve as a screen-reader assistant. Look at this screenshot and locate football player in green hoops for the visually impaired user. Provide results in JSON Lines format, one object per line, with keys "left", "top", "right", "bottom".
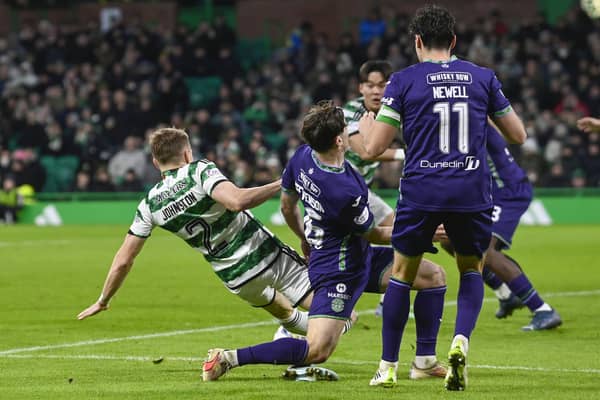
{"left": 77, "top": 128, "right": 313, "bottom": 336}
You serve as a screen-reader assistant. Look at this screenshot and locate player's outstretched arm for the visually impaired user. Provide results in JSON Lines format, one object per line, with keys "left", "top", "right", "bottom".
{"left": 491, "top": 111, "right": 527, "bottom": 144}
{"left": 280, "top": 191, "right": 310, "bottom": 258}
{"left": 358, "top": 112, "right": 397, "bottom": 158}
{"left": 576, "top": 117, "right": 600, "bottom": 133}
{"left": 211, "top": 179, "right": 281, "bottom": 212}
{"left": 348, "top": 133, "right": 404, "bottom": 162}
{"left": 363, "top": 226, "right": 392, "bottom": 245}
{"left": 77, "top": 234, "right": 146, "bottom": 320}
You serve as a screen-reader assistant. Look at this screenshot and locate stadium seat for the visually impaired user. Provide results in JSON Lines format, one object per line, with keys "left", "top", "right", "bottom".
{"left": 185, "top": 76, "right": 222, "bottom": 108}
{"left": 237, "top": 38, "right": 272, "bottom": 71}
{"left": 40, "top": 155, "right": 79, "bottom": 192}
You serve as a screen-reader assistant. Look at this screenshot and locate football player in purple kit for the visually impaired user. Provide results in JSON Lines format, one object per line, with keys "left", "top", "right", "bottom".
{"left": 358, "top": 5, "right": 527, "bottom": 391}
{"left": 201, "top": 101, "right": 449, "bottom": 382}
{"left": 439, "top": 124, "right": 562, "bottom": 331}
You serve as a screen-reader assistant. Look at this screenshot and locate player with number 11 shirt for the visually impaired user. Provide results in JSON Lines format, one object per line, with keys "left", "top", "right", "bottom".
{"left": 360, "top": 5, "right": 527, "bottom": 391}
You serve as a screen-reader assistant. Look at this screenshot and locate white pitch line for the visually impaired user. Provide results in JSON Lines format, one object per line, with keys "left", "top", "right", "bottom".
{"left": 0, "top": 321, "right": 274, "bottom": 355}
{"left": 0, "top": 239, "right": 72, "bottom": 247}
{"left": 1, "top": 288, "right": 599, "bottom": 356}
{"left": 2, "top": 354, "right": 599, "bottom": 376}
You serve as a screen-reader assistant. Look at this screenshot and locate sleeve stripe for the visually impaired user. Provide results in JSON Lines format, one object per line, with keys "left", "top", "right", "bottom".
{"left": 492, "top": 105, "right": 513, "bottom": 117}
{"left": 375, "top": 114, "right": 402, "bottom": 129}
{"left": 377, "top": 105, "right": 402, "bottom": 122}
{"left": 128, "top": 229, "right": 150, "bottom": 238}
{"left": 207, "top": 178, "right": 229, "bottom": 196}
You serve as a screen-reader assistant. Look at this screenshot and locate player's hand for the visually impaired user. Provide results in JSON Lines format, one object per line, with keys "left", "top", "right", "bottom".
{"left": 300, "top": 238, "right": 311, "bottom": 262}
{"left": 432, "top": 225, "right": 448, "bottom": 242}
{"left": 576, "top": 117, "right": 600, "bottom": 133}
{"left": 358, "top": 111, "right": 375, "bottom": 135}
{"left": 77, "top": 302, "right": 109, "bottom": 320}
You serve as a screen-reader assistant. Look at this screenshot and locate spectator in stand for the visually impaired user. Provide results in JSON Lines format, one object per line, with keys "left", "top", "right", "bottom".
{"left": 91, "top": 167, "right": 114, "bottom": 192}
{"left": 359, "top": 7, "right": 387, "bottom": 45}
{"left": 1, "top": 6, "right": 600, "bottom": 191}
{"left": 71, "top": 170, "right": 92, "bottom": 192}
{"left": 0, "top": 175, "right": 23, "bottom": 224}
{"left": 107, "top": 136, "right": 147, "bottom": 186}
{"left": 118, "top": 168, "right": 144, "bottom": 192}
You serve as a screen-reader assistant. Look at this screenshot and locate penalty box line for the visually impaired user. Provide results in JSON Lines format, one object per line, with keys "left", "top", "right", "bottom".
{"left": 1, "top": 289, "right": 599, "bottom": 356}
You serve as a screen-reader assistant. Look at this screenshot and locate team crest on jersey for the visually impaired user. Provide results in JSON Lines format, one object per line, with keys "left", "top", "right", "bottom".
{"left": 331, "top": 298, "right": 345, "bottom": 313}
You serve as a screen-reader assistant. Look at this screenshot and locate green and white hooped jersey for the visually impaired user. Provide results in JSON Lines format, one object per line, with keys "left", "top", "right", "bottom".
{"left": 342, "top": 97, "right": 379, "bottom": 186}
{"left": 129, "top": 160, "right": 283, "bottom": 289}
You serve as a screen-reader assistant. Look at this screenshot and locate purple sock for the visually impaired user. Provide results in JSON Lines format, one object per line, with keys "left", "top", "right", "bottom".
{"left": 381, "top": 278, "right": 411, "bottom": 362}
{"left": 507, "top": 273, "right": 544, "bottom": 312}
{"left": 454, "top": 271, "right": 484, "bottom": 338}
{"left": 414, "top": 286, "right": 446, "bottom": 356}
{"left": 482, "top": 266, "right": 503, "bottom": 290}
{"left": 237, "top": 338, "right": 308, "bottom": 366}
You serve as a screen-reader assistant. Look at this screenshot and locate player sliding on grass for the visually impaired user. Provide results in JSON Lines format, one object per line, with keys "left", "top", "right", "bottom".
{"left": 358, "top": 5, "right": 527, "bottom": 391}
{"left": 202, "top": 101, "right": 448, "bottom": 382}
{"left": 77, "top": 127, "right": 315, "bottom": 336}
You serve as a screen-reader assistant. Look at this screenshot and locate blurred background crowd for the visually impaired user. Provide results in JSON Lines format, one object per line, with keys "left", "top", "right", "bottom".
{"left": 1, "top": 2, "right": 599, "bottom": 196}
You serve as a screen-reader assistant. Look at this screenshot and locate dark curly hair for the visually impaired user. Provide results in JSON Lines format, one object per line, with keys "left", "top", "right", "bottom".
{"left": 300, "top": 100, "right": 346, "bottom": 152}
{"left": 409, "top": 4, "right": 455, "bottom": 50}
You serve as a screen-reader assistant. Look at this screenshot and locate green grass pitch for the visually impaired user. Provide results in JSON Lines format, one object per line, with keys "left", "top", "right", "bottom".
{"left": 1, "top": 224, "right": 599, "bottom": 399}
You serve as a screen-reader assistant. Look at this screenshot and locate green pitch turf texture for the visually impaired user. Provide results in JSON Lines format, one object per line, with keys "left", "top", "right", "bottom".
{"left": 1, "top": 224, "right": 599, "bottom": 399}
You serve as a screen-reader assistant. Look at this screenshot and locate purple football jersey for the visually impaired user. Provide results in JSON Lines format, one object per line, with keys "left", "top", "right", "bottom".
{"left": 281, "top": 144, "right": 374, "bottom": 274}
{"left": 486, "top": 124, "right": 528, "bottom": 190}
{"left": 376, "top": 56, "right": 512, "bottom": 212}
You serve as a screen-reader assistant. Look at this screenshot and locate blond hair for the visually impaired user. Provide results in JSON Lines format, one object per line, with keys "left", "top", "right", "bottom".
{"left": 149, "top": 128, "right": 190, "bottom": 165}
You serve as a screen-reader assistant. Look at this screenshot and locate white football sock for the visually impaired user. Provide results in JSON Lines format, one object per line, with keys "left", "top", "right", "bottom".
{"left": 534, "top": 302, "right": 552, "bottom": 312}
{"left": 414, "top": 355, "right": 437, "bottom": 369}
{"left": 379, "top": 359, "right": 398, "bottom": 372}
{"left": 494, "top": 283, "right": 512, "bottom": 300}
{"left": 224, "top": 350, "right": 239, "bottom": 367}
{"left": 279, "top": 308, "right": 308, "bottom": 335}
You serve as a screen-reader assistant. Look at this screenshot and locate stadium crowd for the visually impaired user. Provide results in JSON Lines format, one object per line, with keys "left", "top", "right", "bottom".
{"left": 1, "top": 5, "right": 600, "bottom": 195}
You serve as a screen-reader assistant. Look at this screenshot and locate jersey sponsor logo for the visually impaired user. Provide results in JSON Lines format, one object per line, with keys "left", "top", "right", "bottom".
{"left": 336, "top": 283, "right": 347, "bottom": 293}
{"left": 299, "top": 169, "right": 321, "bottom": 197}
{"left": 353, "top": 206, "right": 370, "bottom": 225}
{"left": 381, "top": 97, "right": 394, "bottom": 106}
{"left": 151, "top": 179, "right": 190, "bottom": 203}
{"left": 426, "top": 71, "right": 472, "bottom": 85}
{"left": 161, "top": 192, "right": 198, "bottom": 220}
{"left": 419, "top": 155, "right": 481, "bottom": 171}
{"left": 206, "top": 168, "right": 220, "bottom": 177}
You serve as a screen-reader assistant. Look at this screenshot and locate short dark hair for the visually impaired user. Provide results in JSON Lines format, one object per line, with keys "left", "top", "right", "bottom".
{"left": 358, "top": 60, "right": 393, "bottom": 82}
{"left": 409, "top": 4, "right": 455, "bottom": 50}
{"left": 300, "top": 100, "right": 346, "bottom": 153}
